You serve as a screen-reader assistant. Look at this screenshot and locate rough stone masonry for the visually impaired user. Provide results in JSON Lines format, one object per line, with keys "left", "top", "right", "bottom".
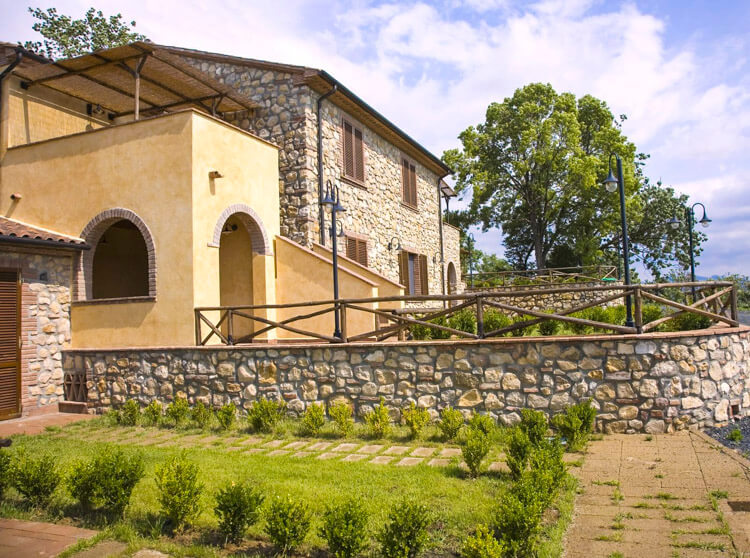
{"left": 63, "top": 327, "right": 750, "bottom": 434}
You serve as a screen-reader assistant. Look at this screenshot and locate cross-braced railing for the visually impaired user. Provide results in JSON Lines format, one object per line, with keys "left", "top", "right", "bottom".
{"left": 464, "top": 265, "right": 619, "bottom": 290}
{"left": 194, "top": 281, "right": 739, "bottom": 345}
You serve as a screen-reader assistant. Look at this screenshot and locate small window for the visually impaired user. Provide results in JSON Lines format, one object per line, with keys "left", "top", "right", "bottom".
{"left": 342, "top": 118, "right": 365, "bottom": 184}
{"left": 401, "top": 157, "right": 417, "bottom": 207}
{"left": 345, "top": 235, "right": 368, "bottom": 267}
{"left": 398, "top": 251, "right": 428, "bottom": 295}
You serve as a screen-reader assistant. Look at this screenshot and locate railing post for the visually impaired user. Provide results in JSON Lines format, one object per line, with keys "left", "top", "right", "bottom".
{"left": 227, "top": 309, "right": 234, "bottom": 345}
{"left": 340, "top": 303, "right": 348, "bottom": 342}
{"left": 730, "top": 284, "right": 739, "bottom": 323}
{"left": 194, "top": 309, "right": 201, "bottom": 346}
{"left": 476, "top": 295, "right": 485, "bottom": 338}
{"left": 633, "top": 287, "right": 643, "bottom": 334}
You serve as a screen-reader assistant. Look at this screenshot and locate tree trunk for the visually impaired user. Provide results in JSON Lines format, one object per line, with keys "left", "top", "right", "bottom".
{"left": 534, "top": 233, "right": 545, "bottom": 270}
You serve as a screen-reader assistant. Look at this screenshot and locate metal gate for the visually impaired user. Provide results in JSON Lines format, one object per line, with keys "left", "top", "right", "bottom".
{"left": 0, "top": 271, "right": 21, "bottom": 420}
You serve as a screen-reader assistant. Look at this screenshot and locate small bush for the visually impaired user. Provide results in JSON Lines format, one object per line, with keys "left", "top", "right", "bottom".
{"left": 216, "top": 403, "right": 237, "bottom": 431}
{"left": 429, "top": 315, "right": 453, "bottom": 340}
{"left": 364, "top": 397, "right": 392, "bottom": 439}
{"left": 519, "top": 409, "right": 547, "bottom": 446}
{"left": 483, "top": 308, "right": 511, "bottom": 336}
{"left": 603, "top": 304, "right": 627, "bottom": 326}
{"left": 509, "top": 315, "right": 531, "bottom": 337}
{"left": 568, "top": 310, "right": 593, "bottom": 335}
{"left": 265, "top": 495, "right": 312, "bottom": 555}
{"left": 492, "top": 480, "right": 544, "bottom": 557}
{"left": 449, "top": 308, "right": 477, "bottom": 335}
{"left": 505, "top": 427, "right": 532, "bottom": 480}
{"left": 378, "top": 500, "right": 430, "bottom": 558}
{"left": 462, "top": 428, "right": 491, "bottom": 478}
{"left": 329, "top": 402, "right": 354, "bottom": 437}
{"left": 68, "top": 447, "right": 144, "bottom": 516}
{"left": 214, "top": 481, "right": 265, "bottom": 544}
{"left": 526, "top": 439, "right": 566, "bottom": 507}
{"left": 437, "top": 406, "right": 464, "bottom": 441}
{"left": 728, "top": 428, "right": 744, "bottom": 443}
{"left": 165, "top": 398, "right": 190, "bottom": 428}
{"left": 409, "top": 321, "right": 433, "bottom": 341}
{"left": 538, "top": 313, "right": 560, "bottom": 336}
{"left": 143, "top": 401, "right": 163, "bottom": 426}
{"left": 155, "top": 455, "right": 203, "bottom": 531}
{"left": 301, "top": 403, "right": 326, "bottom": 437}
{"left": 120, "top": 400, "right": 140, "bottom": 426}
{"left": 320, "top": 498, "right": 369, "bottom": 558}
{"left": 0, "top": 451, "right": 12, "bottom": 500}
{"left": 402, "top": 402, "right": 430, "bottom": 439}
{"left": 247, "top": 397, "right": 286, "bottom": 433}
{"left": 461, "top": 524, "right": 505, "bottom": 558}
{"left": 468, "top": 413, "right": 495, "bottom": 437}
{"left": 664, "top": 312, "right": 713, "bottom": 332}
{"left": 551, "top": 400, "right": 596, "bottom": 451}
{"left": 191, "top": 401, "right": 213, "bottom": 429}
{"left": 11, "top": 451, "right": 60, "bottom": 507}
{"left": 641, "top": 303, "right": 663, "bottom": 325}
{"left": 104, "top": 408, "right": 121, "bottom": 426}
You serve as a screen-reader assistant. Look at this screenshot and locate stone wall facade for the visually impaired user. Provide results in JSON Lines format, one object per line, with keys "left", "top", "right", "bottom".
{"left": 178, "top": 54, "right": 459, "bottom": 296}
{"left": 64, "top": 328, "right": 750, "bottom": 433}
{"left": 465, "top": 282, "right": 622, "bottom": 313}
{"left": 0, "top": 247, "right": 74, "bottom": 414}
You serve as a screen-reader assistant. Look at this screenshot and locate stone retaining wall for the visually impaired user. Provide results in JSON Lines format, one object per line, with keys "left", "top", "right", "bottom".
{"left": 465, "top": 282, "right": 623, "bottom": 313}
{"left": 63, "top": 328, "right": 750, "bottom": 434}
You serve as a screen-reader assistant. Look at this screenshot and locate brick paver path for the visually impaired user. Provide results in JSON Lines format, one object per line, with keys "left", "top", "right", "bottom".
{"left": 0, "top": 518, "right": 96, "bottom": 557}
{"left": 565, "top": 431, "right": 750, "bottom": 557}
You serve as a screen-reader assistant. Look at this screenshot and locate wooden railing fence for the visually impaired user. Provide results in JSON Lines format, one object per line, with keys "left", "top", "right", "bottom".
{"left": 464, "top": 265, "right": 618, "bottom": 288}
{"left": 194, "top": 281, "right": 739, "bottom": 346}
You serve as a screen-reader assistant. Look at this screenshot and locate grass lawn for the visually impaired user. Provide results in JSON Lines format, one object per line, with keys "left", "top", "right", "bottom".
{"left": 0, "top": 418, "right": 579, "bottom": 557}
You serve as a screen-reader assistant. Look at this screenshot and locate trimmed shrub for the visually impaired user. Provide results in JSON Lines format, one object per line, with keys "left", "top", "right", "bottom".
{"left": 504, "top": 427, "right": 532, "bottom": 480}
{"left": 641, "top": 303, "right": 663, "bottom": 325}
{"left": 0, "top": 451, "right": 12, "bottom": 500}
{"left": 165, "top": 398, "right": 190, "bottom": 428}
{"left": 155, "top": 455, "right": 203, "bottom": 531}
{"left": 11, "top": 451, "right": 60, "bottom": 507}
{"left": 120, "top": 400, "right": 140, "bottom": 426}
{"left": 551, "top": 400, "right": 596, "bottom": 452}
{"left": 460, "top": 524, "right": 505, "bottom": 558}
{"left": 482, "top": 308, "right": 511, "bottom": 336}
{"left": 409, "top": 321, "right": 433, "bottom": 341}
{"left": 301, "top": 403, "right": 326, "bottom": 437}
{"left": 448, "top": 308, "right": 477, "bottom": 335}
{"left": 519, "top": 409, "right": 547, "bottom": 446}
{"left": 568, "top": 310, "right": 593, "bottom": 335}
{"left": 603, "top": 304, "right": 627, "bottom": 327}
{"left": 191, "top": 401, "right": 213, "bottom": 429}
{"left": 364, "top": 397, "right": 392, "bottom": 439}
{"left": 329, "top": 402, "right": 354, "bottom": 437}
{"left": 429, "top": 315, "right": 453, "bottom": 340}
{"left": 538, "top": 313, "right": 560, "bottom": 336}
{"left": 437, "top": 406, "right": 464, "bottom": 441}
{"left": 143, "top": 401, "right": 163, "bottom": 426}
{"left": 214, "top": 481, "right": 265, "bottom": 544}
{"left": 68, "top": 447, "right": 144, "bottom": 516}
{"left": 509, "top": 315, "right": 531, "bottom": 336}
{"left": 378, "top": 500, "right": 430, "bottom": 558}
{"left": 462, "top": 428, "right": 491, "bottom": 478}
{"left": 527, "top": 439, "right": 566, "bottom": 507}
{"left": 402, "top": 402, "right": 430, "bottom": 439}
{"left": 664, "top": 312, "right": 713, "bottom": 332}
{"left": 247, "top": 397, "right": 286, "bottom": 433}
{"left": 265, "top": 495, "right": 312, "bottom": 555}
{"left": 216, "top": 403, "right": 236, "bottom": 431}
{"left": 320, "top": 498, "right": 369, "bottom": 558}
{"left": 468, "top": 413, "right": 495, "bottom": 437}
{"left": 492, "top": 480, "right": 545, "bottom": 557}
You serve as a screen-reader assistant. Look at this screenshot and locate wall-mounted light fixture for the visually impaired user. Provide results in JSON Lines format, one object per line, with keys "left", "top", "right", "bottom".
{"left": 10, "top": 193, "right": 22, "bottom": 201}
{"left": 387, "top": 236, "right": 401, "bottom": 251}
{"left": 209, "top": 170, "right": 224, "bottom": 180}
{"left": 221, "top": 223, "right": 238, "bottom": 235}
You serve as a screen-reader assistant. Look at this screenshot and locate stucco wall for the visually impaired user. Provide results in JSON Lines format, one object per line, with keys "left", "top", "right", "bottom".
{"left": 64, "top": 327, "right": 750, "bottom": 433}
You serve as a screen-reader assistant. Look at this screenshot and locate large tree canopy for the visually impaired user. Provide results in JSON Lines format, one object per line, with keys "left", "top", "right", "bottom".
{"left": 443, "top": 83, "right": 703, "bottom": 278}
{"left": 22, "top": 6, "right": 146, "bottom": 60}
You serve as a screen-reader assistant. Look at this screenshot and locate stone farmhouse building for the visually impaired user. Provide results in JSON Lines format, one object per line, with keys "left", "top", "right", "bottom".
{"left": 0, "top": 41, "right": 461, "bottom": 419}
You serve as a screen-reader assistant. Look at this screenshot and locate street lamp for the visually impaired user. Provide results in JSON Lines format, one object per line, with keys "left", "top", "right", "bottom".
{"left": 668, "top": 202, "right": 711, "bottom": 299}
{"left": 321, "top": 180, "right": 346, "bottom": 339}
{"left": 603, "top": 153, "right": 635, "bottom": 328}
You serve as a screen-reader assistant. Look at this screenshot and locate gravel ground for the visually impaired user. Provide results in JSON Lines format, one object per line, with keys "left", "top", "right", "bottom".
{"left": 706, "top": 416, "right": 750, "bottom": 456}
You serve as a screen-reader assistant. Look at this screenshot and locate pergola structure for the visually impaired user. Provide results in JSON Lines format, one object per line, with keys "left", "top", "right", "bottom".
{"left": 3, "top": 41, "right": 258, "bottom": 121}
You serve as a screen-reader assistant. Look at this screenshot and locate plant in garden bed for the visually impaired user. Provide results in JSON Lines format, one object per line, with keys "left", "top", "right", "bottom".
{"left": 142, "top": 401, "right": 163, "bottom": 426}
{"left": 165, "top": 398, "right": 190, "bottom": 428}
{"left": 0, "top": 450, "right": 11, "bottom": 499}
{"left": 378, "top": 499, "right": 431, "bottom": 558}
{"left": 364, "top": 397, "right": 392, "bottom": 439}
{"left": 120, "top": 400, "right": 140, "bottom": 426}
{"left": 214, "top": 480, "right": 264, "bottom": 545}
{"left": 482, "top": 308, "right": 511, "bottom": 335}
{"left": 468, "top": 413, "right": 495, "bottom": 438}
{"left": 190, "top": 401, "right": 213, "bottom": 430}
{"left": 11, "top": 450, "right": 61, "bottom": 507}
{"left": 320, "top": 498, "right": 369, "bottom": 558}
{"left": 265, "top": 495, "right": 312, "bottom": 556}
{"left": 301, "top": 403, "right": 326, "bottom": 437}
{"left": 505, "top": 426, "right": 533, "bottom": 480}
{"left": 551, "top": 400, "right": 596, "bottom": 451}
{"left": 402, "top": 402, "right": 430, "bottom": 439}
{"left": 329, "top": 402, "right": 354, "bottom": 437}
{"left": 216, "top": 402, "right": 236, "bottom": 431}
{"left": 247, "top": 397, "right": 286, "bottom": 433}
{"left": 519, "top": 409, "right": 548, "bottom": 445}
{"left": 461, "top": 524, "right": 505, "bottom": 558}
{"left": 438, "top": 406, "right": 464, "bottom": 441}
{"left": 538, "top": 311, "right": 561, "bottom": 336}
{"left": 154, "top": 454, "right": 203, "bottom": 532}
{"left": 462, "top": 427, "right": 491, "bottom": 478}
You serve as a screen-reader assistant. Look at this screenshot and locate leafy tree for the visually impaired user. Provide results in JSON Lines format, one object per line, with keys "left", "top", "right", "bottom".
{"left": 22, "top": 7, "right": 146, "bottom": 60}
{"left": 444, "top": 83, "right": 701, "bottom": 277}
{"left": 719, "top": 274, "right": 750, "bottom": 310}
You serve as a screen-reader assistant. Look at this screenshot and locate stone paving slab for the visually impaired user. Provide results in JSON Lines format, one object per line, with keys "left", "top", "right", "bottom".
{"left": 397, "top": 457, "right": 424, "bottom": 466}
{"left": 317, "top": 452, "right": 340, "bottom": 460}
{"left": 342, "top": 454, "right": 368, "bottom": 462}
{"left": 438, "top": 447, "right": 462, "bottom": 458}
{"left": 383, "top": 445, "right": 410, "bottom": 455}
{"left": 359, "top": 444, "right": 384, "bottom": 454}
{"left": 410, "top": 447, "right": 436, "bottom": 457}
{"left": 371, "top": 456, "right": 394, "bottom": 465}
{"left": 332, "top": 443, "right": 360, "bottom": 453}
{"left": 306, "top": 441, "right": 333, "bottom": 451}
{"left": 0, "top": 518, "right": 96, "bottom": 557}
{"left": 284, "top": 441, "right": 308, "bottom": 450}
{"left": 264, "top": 439, "right": 285, "bottom": 448}
{"left": 267, "top": 450, "right": 290, "bottom": 457}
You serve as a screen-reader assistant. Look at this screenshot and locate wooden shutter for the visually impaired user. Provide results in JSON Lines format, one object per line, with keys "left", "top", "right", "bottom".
{"left": 419, "top": 254, "right": 429, "bottom": 295}
{"left": 401, "top": 158, "right": 417, "bottom": 207}
{"left": 398, "top": 251, "right": 409, "bottom": 292}
{"left": 345, "top": 237, "right": 368, "bottom": 267}
{"left": 409, "top": 163, "right": 417, "bottom": 206}
{"left": 343, "top": 120, "right": 354, "bottom": 178}
{"left": 346, "top": 237, "right": 357, "bottom": 261}
{"left": 413, "top": 254, "right": 422, "bottom": 295}
{"left": 356, "top": 239, "right": 368, "bottom": 267}
{"left": 354, "top": 127, "right": 364, "bottom": 182}
{"left": 0, "top": 271, "right": 20, "bottom": 420}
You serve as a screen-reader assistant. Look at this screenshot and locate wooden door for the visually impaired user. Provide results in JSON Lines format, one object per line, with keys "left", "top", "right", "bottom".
{"left": 0, "top": 271, "right": 20, "bottom": 420}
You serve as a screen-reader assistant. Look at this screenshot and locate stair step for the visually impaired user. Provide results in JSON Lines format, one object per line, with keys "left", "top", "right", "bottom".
{"left": 59, "top": 401, "right": 88, "bottom": 414}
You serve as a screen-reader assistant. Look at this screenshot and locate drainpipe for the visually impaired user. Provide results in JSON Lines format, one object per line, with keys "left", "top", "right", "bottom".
{"left": 317, "top": 84, "right": 337, "bottom": 246}
{"left": 0, "top": 51, "right": 23, "bottom": 161}
{"left": 437, "top": 179, "right": 446, "bottom": 302}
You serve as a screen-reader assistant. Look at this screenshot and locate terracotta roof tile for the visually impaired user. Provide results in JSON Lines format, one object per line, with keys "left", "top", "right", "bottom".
{"left": 0, "top": 216, "right": 86, "bottom": 247}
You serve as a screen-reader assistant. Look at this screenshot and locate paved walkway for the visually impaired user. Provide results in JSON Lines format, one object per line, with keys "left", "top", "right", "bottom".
{"left": 0, "top": 518, "right": 96, "bottom": 557}
{"left": 565, "top": 431, "right": 750, "bottom": 557}
{"left": 0, "top": 412, "right": 95, "bottom": 437}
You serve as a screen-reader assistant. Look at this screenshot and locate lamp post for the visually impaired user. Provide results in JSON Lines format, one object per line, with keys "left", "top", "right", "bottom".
{"left": 603, "top": 153, "right": 634, "bottom": 328}
{"left": 668, "top": 202, "right": 711, "bottom": 300}
{"left": 467, "top": 233, "right": 475, "bottom": 288}
{"left": 321, "top": 180, "right": 346, "bottom": 339}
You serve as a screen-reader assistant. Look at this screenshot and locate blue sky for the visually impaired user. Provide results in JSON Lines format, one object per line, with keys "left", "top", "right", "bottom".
{"left": 3, "top": 0, "right": 749, "bottom": 277}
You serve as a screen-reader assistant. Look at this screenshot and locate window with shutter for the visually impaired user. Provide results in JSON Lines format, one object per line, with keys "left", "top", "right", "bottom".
{"left": 0, "top": 271, "right": 20, "bottom": 420}
{"left": 345, "top": 236, "right": 368, "bottom": 267}
{"left": 342, "top": 118, "right": 365, "bottom": 185}
{"left": 401, "top": 157, "right": 417, "bottom": 207}
{"left": 418, "top": 254, "right": 429, "bottom": 295}
{"left": 397, "top": 251, "right": 428, "bottom": 295}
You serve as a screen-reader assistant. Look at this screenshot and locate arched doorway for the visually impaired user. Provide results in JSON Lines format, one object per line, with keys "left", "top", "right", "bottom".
{"left": 447, "top": 262, "right": 457, "bottom": 294}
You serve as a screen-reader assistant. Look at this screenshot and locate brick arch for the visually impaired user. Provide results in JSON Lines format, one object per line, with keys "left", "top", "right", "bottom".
{"left": 76, "top": 208, "right": 156, "bottom": 300}
{"left": 208, "top": 204, "right": 272, "bottom": 255}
